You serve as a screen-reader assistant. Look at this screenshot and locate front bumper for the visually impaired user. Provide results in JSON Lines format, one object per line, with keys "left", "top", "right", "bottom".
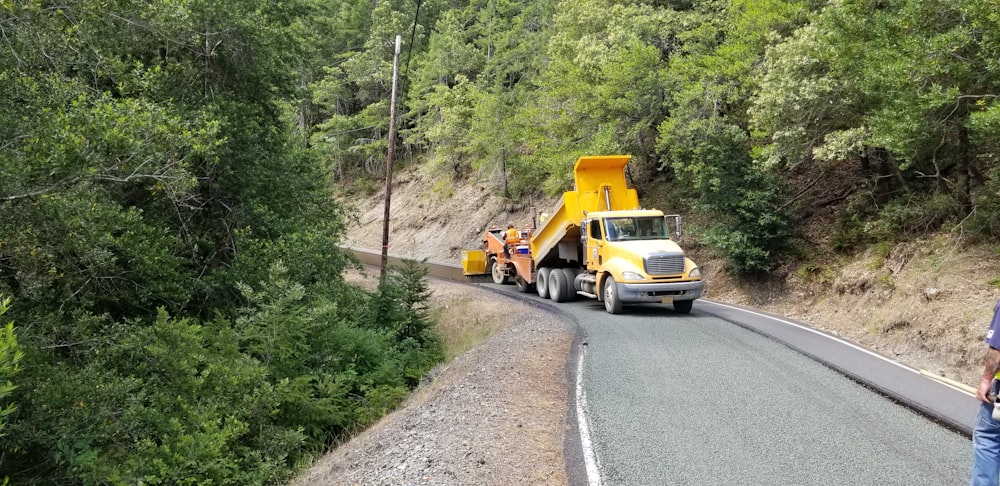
{"left": 617, "top": 280, "right": 703, "bottom": 303}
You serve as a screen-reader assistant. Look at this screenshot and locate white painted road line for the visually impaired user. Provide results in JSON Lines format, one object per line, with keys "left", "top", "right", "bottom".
{"left": 702, "top": 299, "right": 976, "bottom": 398}
{"left": 703, "top": 300, "right": 916, "bottom": 367}
{"left": 576, "top": 347, "right": 602, "bottom": 486}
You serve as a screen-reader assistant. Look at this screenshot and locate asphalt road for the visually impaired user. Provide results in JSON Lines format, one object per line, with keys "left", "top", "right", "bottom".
{"left": 480, "top": 286, "right": 973, "bottom": 486}
{"left": 348, "top": 252, "right": 976, "bottom": 485}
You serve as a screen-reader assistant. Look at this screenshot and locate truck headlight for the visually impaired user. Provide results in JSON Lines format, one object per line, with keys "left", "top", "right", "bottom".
{"left": 621, "top": 271, "right": 644, "bottom": 281}
{"left": 689, "top": 268, "right": 701, "bottom": 278}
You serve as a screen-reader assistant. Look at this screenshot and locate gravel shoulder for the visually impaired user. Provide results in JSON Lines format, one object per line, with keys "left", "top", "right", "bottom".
{"left": 292, "top": 278, "right": 575, "bottom": 485}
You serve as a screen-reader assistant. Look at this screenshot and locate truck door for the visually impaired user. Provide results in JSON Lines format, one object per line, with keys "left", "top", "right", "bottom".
{"left": 584, "top": 219, "right": 604, "bottom": 269}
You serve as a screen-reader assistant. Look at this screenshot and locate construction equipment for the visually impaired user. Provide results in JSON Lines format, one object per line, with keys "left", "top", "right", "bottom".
{"left": 463, "top": 155, "right": 703, "bottom": 314}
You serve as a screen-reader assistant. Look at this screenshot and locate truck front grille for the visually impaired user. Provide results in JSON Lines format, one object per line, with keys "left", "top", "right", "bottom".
{"left": 645, "top": 253, "right": 685, "bottom": 276}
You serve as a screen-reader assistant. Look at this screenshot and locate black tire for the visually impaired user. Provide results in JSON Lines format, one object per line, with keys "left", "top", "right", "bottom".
{"left": 559, "top": 268, "right": 579, "bottom": 302}
{"left": 491, "top": 258, "right": 508, "bottom": 284}
{"left": 536, "top": 267, "right": 551, "bottom": 299}
{"left": 549, "top": 268, "right": 570, "bottom": 302}
{"left": 603, "top": 276, "right": 623, "bottom": 314}
{"left": 673, "top": 299, "right": 693, "bottom": 314}
{"left": 515, "top": 276, "right": 532, "bottom": 293}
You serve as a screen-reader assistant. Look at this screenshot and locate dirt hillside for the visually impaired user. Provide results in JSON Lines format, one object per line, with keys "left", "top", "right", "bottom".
{"left": 341, "top": 163, "right": 1000, "bottom": 388}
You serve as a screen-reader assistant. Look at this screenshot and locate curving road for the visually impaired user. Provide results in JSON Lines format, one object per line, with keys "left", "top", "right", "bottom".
{"left": 578, "top": 303, "right": 969, "bottom": 484}
{"left": 349, "top": 251, "right": 975, "bottom": 485}
{"left": 481, "top": 287, "right": 973, "bottom": 485}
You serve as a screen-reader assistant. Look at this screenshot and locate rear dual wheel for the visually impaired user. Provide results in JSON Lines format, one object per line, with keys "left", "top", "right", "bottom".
{"left": 547, "top": 268, "right": 578, "bottom": 302}
{"left": 548, "top": 268, "right": 569, "bottom": 302}
{"left": 536, "top": 267, "right": 551, "bottom": 299}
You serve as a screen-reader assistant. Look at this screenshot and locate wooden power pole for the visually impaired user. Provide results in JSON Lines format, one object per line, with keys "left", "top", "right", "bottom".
{"left": 380, "top": 35, "right": 402, "bottom": 280}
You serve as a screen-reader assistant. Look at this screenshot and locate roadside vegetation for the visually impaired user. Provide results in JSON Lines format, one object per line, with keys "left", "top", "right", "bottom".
{"left": 0, "top": 1, "right": 442, "bottom": 483}
{"left": 2, "top": 0, "right": 1000, "bottom": 483}
{"left": 318, "top": 0, "right": 1000, "bottom": 275}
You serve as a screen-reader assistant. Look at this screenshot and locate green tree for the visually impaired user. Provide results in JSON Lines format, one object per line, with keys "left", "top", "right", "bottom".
{"left": 0, "top": 1, "right": 402, "bottom": 483}
{"left": 512, "top": 0, "right": 676, "bottom": 193}
{"left": 657, "top": 0, "right": 809, "bottom": 272}
{"left": 311, "top": 0, "right": 430, "bottom": 180}
{"left": 753, "top": 0, "right": 1000, "bottom": 243}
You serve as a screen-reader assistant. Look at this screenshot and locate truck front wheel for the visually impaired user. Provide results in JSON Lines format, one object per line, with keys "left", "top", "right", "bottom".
{"left": 536, "top": 267, "right": 551, "bottom": 299}
{"left": 603, "top": 276, "right": 623, "bottom": 314}
{"left": 673, "top": 299, "right": 693, "bottom": 314}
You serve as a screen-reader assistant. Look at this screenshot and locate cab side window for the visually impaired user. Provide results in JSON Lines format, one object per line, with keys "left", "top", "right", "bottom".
{"left": 590, "top": 220, "right": 603, "bottom": 240}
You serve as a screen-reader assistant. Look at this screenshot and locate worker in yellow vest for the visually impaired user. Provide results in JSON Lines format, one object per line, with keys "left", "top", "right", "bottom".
{"left": 502, "top": 223, "right": 518, "bottom": 258}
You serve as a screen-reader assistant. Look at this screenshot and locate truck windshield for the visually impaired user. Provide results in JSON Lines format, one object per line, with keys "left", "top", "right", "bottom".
{"left": 604, "top": 217, "right": 669, "bottom": 241}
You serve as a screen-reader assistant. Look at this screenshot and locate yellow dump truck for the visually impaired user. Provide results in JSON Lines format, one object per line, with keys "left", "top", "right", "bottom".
{"left": 463, "top": 155, "right": 703, "bottom": 314}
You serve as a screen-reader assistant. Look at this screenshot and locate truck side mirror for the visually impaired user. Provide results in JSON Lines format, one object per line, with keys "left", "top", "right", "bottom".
{"left": 664, "top": 215, "right": 682, "bottom": 238}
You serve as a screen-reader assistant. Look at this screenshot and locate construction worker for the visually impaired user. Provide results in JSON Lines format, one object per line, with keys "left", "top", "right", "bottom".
{"left": 972, "top": 299, "right": 1000, "bottom": 484}
{"left": 503, "top": 223, "right": 518, "bottom": 258}
{"left": 505, "top": 223, "right": 519, "bottom": 241}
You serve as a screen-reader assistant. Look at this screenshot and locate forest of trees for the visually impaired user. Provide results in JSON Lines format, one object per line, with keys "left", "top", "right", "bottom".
{"left": 0, "top": 1, "right": 442, "bottom": 483}
{"left": 312, "top": 0, "right": 1000, "bottom": 273}
{"left": 1, "top": 0, "right": 999, "bottom": 483}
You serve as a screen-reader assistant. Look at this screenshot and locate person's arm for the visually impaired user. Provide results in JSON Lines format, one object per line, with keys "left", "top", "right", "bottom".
{"left": 977, "top": 347, "right": 1000, "bottom": 403}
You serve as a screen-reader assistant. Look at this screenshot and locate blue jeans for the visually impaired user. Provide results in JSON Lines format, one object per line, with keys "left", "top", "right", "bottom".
{"left": 973, "top": 401, "right": 1000, "bottom": 485}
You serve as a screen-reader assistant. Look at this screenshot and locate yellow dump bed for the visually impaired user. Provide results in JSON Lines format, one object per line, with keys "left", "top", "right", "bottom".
{"left": 529, "top": 155, "right": 639, "bottom": 267}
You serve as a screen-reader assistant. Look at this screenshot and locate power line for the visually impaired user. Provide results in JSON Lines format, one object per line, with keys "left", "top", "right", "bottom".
{"left": 404, "top": 0, "right": 422, "bottom": 77}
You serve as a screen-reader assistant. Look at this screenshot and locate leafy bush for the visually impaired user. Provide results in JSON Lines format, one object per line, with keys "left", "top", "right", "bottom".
{"left": 966, "top": 174, "right": 1000, "bottom": 240}
{"left": 3, "top": 262, "right": 443, "bottom": 484}
{"left": 831, "top": 205, "right": 872, "bottom": 252}
{"left": 833, "top": 189, "right": 962, "bottom": 251}
{"left": 691, "top": 162, "right": 793, "bottom": 275}
{"left": 0, "top": 297, "right": 21, "bottom": 443}
{"left": 864, "top": 192, "right": 959, "bottom": 241}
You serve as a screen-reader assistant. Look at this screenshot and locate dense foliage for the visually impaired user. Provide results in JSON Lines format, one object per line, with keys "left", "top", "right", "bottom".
{"left": 315, "top": 0, "right": 1000, "bottom": 273}
{"left": 0, "top": 1, "right": 441, "bottom": 483}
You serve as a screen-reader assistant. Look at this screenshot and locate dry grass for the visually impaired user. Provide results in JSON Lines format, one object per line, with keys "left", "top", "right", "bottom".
{"left": 427, "top": 287, "right": 512, "bottom": 361}
{"left": 433, "top": 300, "right": 507, "bottom": 360}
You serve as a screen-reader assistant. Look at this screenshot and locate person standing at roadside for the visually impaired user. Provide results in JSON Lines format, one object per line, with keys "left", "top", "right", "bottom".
{"left": 972, "top": 300, "right": 1000, "bottom": 485}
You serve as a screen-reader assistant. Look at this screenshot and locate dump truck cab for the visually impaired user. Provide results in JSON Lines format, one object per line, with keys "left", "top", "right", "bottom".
{"left": 581, "top": 210, "right": 702, "bottom": 313}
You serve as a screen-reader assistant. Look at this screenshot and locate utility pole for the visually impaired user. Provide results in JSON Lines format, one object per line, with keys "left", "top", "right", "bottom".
{"left": 380, "top": 35, "right": 402, "bottom": 280}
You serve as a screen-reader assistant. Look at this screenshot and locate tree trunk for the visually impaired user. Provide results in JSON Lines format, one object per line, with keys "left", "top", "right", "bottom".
{"left": 956, "top": 124, "right": 972, "bottom": 214}
{"left": 885, "top": 151, "right": 909, "bottom": 193}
